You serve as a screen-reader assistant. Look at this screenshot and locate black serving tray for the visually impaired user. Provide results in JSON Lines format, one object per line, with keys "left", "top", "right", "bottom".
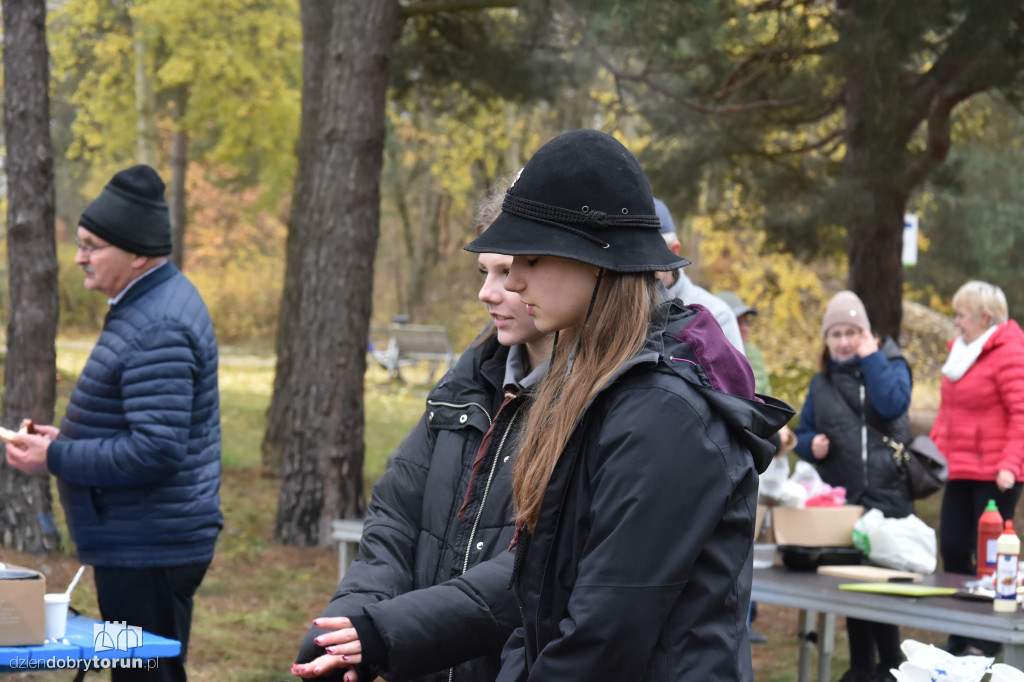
{"left": 777, "top": 545, "right": 863, "bottom": 571}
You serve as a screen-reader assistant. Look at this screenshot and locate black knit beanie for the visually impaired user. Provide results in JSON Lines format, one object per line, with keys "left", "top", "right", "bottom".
{"left": 79, "top": 165, "right": 172, "bottom": 256}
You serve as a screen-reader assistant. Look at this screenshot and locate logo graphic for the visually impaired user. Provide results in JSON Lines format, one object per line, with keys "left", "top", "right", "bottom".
{"left": 93, "top": 621, "right": 143, "bottom": 652}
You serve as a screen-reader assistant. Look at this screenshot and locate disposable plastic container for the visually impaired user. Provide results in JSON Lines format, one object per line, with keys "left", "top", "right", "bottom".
{"left": 994, "top": 519, "right": 1020, "bottom": 613}
{"left": 978, "top": 499, "right": 1003, "bottom": 579}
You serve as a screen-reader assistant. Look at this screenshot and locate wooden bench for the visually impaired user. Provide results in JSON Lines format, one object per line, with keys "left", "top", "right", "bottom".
{"left": 331, "top": 519, "right": 365, "bottom": 582}
{"left": 369, "top": 323, "right": 456, "bottom": 383}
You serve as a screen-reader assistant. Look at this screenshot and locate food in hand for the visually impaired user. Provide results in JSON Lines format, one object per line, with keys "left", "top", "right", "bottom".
{"left": 0, "top": 420, "right": 36, "bottom": 443}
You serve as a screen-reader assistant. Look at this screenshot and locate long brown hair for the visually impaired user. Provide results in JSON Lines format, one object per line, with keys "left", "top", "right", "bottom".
{"left": 513, "top": 271, "right": 660, "bottom": 530}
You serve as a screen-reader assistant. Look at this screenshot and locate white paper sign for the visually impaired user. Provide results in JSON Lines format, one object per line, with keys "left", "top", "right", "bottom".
{"left": 903, "top": 214, "right": 919, "bottom": 267}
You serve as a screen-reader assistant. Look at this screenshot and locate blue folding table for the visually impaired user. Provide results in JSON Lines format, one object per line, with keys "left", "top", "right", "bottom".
{"left": 0, "top": 612, "right": 181, "bottom": 676}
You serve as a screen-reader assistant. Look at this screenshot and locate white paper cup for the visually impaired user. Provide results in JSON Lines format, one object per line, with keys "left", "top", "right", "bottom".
{"left": 44, "top": 593, "right": 70, "bottom": 641}
{"left": 991, "top": 663, "right": 1024, "bottom": 682}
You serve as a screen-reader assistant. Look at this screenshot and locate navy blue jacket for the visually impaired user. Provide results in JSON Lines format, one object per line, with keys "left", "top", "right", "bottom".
{"left": 48, "top": 263, "right": 222, "bottom": 567}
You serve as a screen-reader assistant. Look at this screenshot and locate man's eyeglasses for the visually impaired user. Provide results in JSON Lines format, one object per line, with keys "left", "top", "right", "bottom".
{"left": 75, "top": 237, "right": 112, "bottom": 255}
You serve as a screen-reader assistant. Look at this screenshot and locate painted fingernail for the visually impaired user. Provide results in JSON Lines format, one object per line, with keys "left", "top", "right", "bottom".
{"left": 315, "top": 636, "right": 324, "bottom": 645}
{"left": 341, "top": 655, "right": 350, "bottom": 662}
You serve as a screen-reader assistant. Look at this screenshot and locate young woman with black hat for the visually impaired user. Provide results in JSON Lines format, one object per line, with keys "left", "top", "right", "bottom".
{"left": 465, "top": 129, "right": 793, "bottom": 682}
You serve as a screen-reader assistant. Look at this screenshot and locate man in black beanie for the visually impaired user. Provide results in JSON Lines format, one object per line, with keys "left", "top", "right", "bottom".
{"left": 6, "top": 164, "right": 221, "bottom": 682}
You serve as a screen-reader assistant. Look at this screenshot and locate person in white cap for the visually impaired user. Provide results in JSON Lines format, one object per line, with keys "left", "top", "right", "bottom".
{"left": 653, "top": 198, "right": 745, "bottom": 355}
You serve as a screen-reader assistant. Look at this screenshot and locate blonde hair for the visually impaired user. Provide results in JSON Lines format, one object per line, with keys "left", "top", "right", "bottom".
{"left": 513, "top": 271, "right": 660, "bottom": 530}
{"left": 953, "top": 280, "right": 1008, "bottom": 326}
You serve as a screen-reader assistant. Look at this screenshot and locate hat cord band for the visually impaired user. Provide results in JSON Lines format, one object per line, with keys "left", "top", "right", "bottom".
{"left": 503, "top": 195, "right": 661, "bottom": 231}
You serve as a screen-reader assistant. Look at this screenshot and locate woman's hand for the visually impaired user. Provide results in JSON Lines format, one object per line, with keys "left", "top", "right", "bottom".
{"left": 811, "top": 433, "right": 830, "bottom": 460}
{"left": 997, "top": 469, "right": 1016, "bottom": 493}
{"left": 855, "top": 330, "right": 879, "bottom": 357}
{"left": 290, "top": 617, "right": 363, "bottom": 682}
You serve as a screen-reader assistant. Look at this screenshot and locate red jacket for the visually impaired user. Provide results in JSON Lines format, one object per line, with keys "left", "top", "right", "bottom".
{"left": 930, "top": 320, "right": 1024, "bottom": 481}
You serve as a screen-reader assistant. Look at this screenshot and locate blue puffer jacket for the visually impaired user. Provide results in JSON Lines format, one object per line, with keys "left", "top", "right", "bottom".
{"left": 47, "top": 263, "right": 222, "bottom": 568}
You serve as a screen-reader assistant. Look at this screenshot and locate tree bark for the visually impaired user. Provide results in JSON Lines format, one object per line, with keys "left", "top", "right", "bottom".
{"left": 262, "top": 0, "right": 334, "bottom": 473}
{"left": 132, "top": 15, "right": 159, "bottom": 166}
{"left": 170, "top": 90, "right": 189, "bottom": 270}
{"left": 1, "top": 0, "right": 61, "bottom": 554}
{"left": 840, "top": 48, "right": 909, "bottom": 339}
{"left": 272, "top": 0, "right": 402, "bottom": 546}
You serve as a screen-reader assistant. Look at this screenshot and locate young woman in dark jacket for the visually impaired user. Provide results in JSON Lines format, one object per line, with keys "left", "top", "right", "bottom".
{"left": 464, "top": 129, "right": 793, "bottom": 682}
{"left": 291, "top": 194, "right": 552, "bottom": 682}
{"left": 795, "top": 290, "right": 913, "bottom": 682}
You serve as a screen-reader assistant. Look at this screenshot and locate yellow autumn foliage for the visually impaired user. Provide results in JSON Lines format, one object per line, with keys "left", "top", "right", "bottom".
{"left": 675, "top": 184, "right": 839, "bottom": 409}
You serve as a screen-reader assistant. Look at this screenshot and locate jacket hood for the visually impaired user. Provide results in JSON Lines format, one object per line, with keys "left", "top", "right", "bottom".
{"left": 614, "top": 296, "right": 794, "bottom": 473}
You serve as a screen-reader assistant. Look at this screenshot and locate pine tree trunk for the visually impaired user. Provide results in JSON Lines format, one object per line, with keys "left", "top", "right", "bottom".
{"left": 262, "top": 0, "right": 333, "bottom": 473}
{"left": 272, "top": 0, "right": 402, "bottom": 546}
{"left": 170, "top": 91, "right": 189, "bottom": 270}
{"left": 1, "top": 0, "right": 61, "bottom": 554}
{"left": 841, "top": 43, "right": 910, "bottom": 340}
{"left": 846, "top": 192, "right": 907, "bottom": 339}
{"left": 133, "top": 16, "right": 159, "bottom": 166}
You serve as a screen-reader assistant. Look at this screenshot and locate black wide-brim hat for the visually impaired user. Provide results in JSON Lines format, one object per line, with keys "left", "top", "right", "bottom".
{"left": 465, "top": 129, "right": 690, "bottom": 273}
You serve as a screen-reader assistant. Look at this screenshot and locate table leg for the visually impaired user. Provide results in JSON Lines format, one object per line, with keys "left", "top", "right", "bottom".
{"left": 1006, "top": 644, "right": 1022, "bottom": 670}
{"left": 797, "top": 609, "right": 815, "bottom": 682}
{"left": 816, "top": 612, "right": 835, "bottom": 682}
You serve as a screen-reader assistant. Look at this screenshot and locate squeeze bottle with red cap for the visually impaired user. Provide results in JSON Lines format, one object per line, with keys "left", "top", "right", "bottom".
{"left": 978, "top": 499, "right": 1004, "bottom": 579}
{"left": 994, "top": 520, "right": 1020, "bottom": 613}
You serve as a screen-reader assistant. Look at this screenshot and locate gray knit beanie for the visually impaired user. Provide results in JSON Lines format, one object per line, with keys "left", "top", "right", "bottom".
{"left": 79, "top": 165, "right": 172, "bottom": 256}
{"left": 822, "top": 290, "right": 870, "bottom": 335}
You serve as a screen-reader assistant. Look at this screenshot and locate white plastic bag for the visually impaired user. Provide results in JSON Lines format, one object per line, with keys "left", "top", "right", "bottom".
{"left": 758, "top": 453, "right": 791, "bottom": 503}
{"left": 790, "top": 460, "right": 830, "bottom": 499}
{"left": 852, "top": 508, "right": 937, "bottom": 574}
{"left": 890, "top": 639, "right": 993, "bottom": 682}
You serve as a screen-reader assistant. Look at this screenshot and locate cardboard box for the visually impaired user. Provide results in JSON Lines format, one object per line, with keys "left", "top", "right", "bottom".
{"left": 771, "top": 505, "right": 864, "bottom": 547}
{"left": 0, "top": 564, "right": 46, "bottom": 646}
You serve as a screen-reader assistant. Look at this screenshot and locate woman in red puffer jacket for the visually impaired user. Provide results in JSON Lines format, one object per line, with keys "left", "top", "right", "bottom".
{"left": 931, "top": 280, "right": 1024, "bottom": 656}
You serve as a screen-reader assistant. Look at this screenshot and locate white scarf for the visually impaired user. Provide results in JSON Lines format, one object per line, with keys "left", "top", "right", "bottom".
{"left": 941, "top": 324, "right": 999, "bottom": 382}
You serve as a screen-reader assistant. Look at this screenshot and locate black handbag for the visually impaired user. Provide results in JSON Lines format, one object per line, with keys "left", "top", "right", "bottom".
{"left": 886, "top": 434, "right": 949, "bottom": 499}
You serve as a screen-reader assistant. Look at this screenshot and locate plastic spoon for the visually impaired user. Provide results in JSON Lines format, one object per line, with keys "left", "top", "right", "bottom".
{"left": 65, "top": 565, "right": 86, "bottom": 597}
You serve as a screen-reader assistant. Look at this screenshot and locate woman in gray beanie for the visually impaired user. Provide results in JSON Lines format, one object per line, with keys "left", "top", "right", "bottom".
{"left": 794, "top": 290, "right": 913, "bottom": 682}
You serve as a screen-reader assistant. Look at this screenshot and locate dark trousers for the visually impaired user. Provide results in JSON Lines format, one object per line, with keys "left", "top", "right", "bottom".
{"left": 93, "top": 563, "right": 210, "bottom": 682}
{"left": 940, "top": 479, "right": 1023, "bottom": 655}
{"left": 846, "top": 617, "right": 902, "bottom": 671}
{"left": 940, "top": 479, "right": 1023, "bottom": 576}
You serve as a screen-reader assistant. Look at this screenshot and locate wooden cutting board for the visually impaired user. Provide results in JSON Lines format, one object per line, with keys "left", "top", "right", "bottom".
{"left": 817, "top": 564, "right": 924, "bottom": 583}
